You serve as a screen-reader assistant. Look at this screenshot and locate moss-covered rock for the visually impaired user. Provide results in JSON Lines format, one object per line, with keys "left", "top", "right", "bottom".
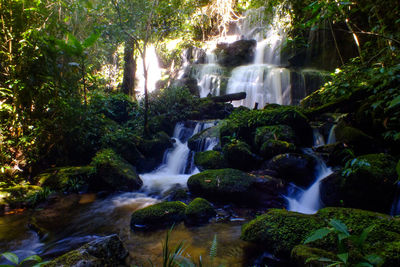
{"left": 188, "top": 122, "right": 221, "bottom": 151}
{"left": 187, "top": 168, "right": 253, "bottom": 200}
{"left": 44, "top": 234, "right": 128, "bottom": 267}
{"left": 254, "top": 125, "right": 296, "bottom": 147}
{"left": 91, "top": 149, "right": 143, "bottom": 192}
{"left": 321, "top": 153, "right": 397, "bottom": 213}
{"left": 136, "top": 132, "right": 173, "bottom": 173}
{"left": 334, "top": 121, "right": 375, "bottom": 154}
{"left": 194, "top": 151, "right": 228, "bottom": 171}
{"left": 130, "top": 201, "right": 187, "bottom": 230}
{"left": 268, "top": 153, "right": 316, "bottom": 186}
{"left": 259, "top": 140, "right": 296, "bottom": 159}
{"left": 291, "top": 245, "right": 337, "bottom": 267}
{"left": 185, "top": 197, "right": 216, "bottom": 225}
{"left": 0, "top": 184, "right": 43, "bottom": 208}
{"left": 241, "top": 209, "right": 325, "bottom": 257}
{"left": 221, "top": 105, "right": 313, "bottom": 147}
{"left": 36, "top": 166, "right": 95, "bottom": 192}
{"left": 223, "top": 140, "right": 260, "bottom": 171}
{"left": 242, "top": 207, "right": 400, "bottom": 264}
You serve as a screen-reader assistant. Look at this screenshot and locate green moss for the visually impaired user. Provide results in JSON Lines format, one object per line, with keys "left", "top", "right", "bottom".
{"left": 187, "top": 168, "right": 255, "bottom": 200}
{"left": 194, "top": 151, "right": 228, "bottom": 171}
{"left": 44, "top": 250, "right": 94, "bottom": 267}
{"left": 37, "top": 166, "right": 95, "bottom": 192}
{"left": 223, "top": 140, "right": 259, "bottom": 171}
{"left": 185, "top": 197, "right": 216, "bottom": 224}
{"left": 91, "top": 149, "right": 142, "bottom": 191}
{"left": 317, "top": 207, "right": 400, "bottom": 246}
{"left": 254, "top": 125, "right": 295, "bottom": 146}
{"left": 0, "top": 184, "right": 42, "bottom": 207}
{"left": 382, "top": 241, "right": 400, "bottom": 266}
{"left": 259, "top": 140, "right": 296, "bottom": 159}
{"left": 222, "top": 104, "right": 312, "bottom": 146}
{"left": 130, "top": 201, "right": 187, "bottom": 230}
{"left": 241, "top": 209, "right": 325, "bottom": 257}
{"left": 340, "top": 153, "right": 397, "bottom": 212}
{"left": 291, "top": 245, "right": 337, "bottom": 267}
{"left": 334, "top": 122, "right": 374, "bottom": 152}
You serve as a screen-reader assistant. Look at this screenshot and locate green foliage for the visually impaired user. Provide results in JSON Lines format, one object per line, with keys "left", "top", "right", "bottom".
{"left": 342, "top": 158, "right": 371, "bottom": 177}
{"left": 304, "top": 219, "right": 384, "bottom": 267}
{"left": 26, "top": 186, "right": 53, "bottom": 206}
{"left": 0, "top": 252, "right": 48, "bottom": 267}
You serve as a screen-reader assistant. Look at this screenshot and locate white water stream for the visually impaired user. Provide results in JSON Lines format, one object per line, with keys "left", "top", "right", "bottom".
{"left": 285, "top": 149, "right": 333, "bottom": 214}
{"left": 140, "top": 121, "right": 217, "bottom": 194}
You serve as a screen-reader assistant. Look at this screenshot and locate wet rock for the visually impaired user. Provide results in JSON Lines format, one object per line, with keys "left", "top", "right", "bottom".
{"left": 162, "top": 184, "right": 189, "bottom": 202}
{"left": 223, "top": 141, "right": 261, "bottom": 171}
{"left": 91, "top": 149, "right": 143, "bottom": 192}
{"left": 137, "top": 132, "right": 173, "bottom": 173}
{"left": 44, "top": 234, "right": 128, "bottom": 267}
{"left": 268, "top": 153, "right": 316, "bottom": 186}
{"left": 188, "top": 122, "right": 221, "bottom": 151}
{"left": 185, "top": 197, "right": 216, "bottom": 225}
{"left": 259, "top": 140, "right": 296, "bottom": 159}
{"left": 254, "top": 125, "right": 296, "bottom": 147}
{"left": 242, "top": 207, "right": 400, "bottom": 264}
{"left": 171, "top": 77, "right": 200, "bottom": 97}
{"left": 215, "top": 40, "right": 257, "bottom": 67}
{"left": 194, "top": 151, "right": 228, "bottom": 171}
{"left": 187, "top": 169, "right": 283, "bottom": 206}
{"left": 130, "top": 201, "right": 187, "bottom": 231}
{"left": 334, "top": 121, "right": 376, "bottom": 154}
{"left": 320, "top": 153, "right": 398, "bottom": 213}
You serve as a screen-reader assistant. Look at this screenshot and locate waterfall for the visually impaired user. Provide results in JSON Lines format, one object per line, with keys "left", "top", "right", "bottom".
{"left": 390, "top": 182, "right": 400, "bottom": 216}
{"left": 285, "top": 149, "right": 333, "bottom": 214}
{"left": 327, "top": 124, "right": 337, "bottom": 144}
{"left": 194, "top": 63, "right": 225, "bottom": 97}
{"left": 313, "top": 128, "right": 325, "bottom": 147}
{"left": 140, "top": 121, "right": 216, "bottom": 194}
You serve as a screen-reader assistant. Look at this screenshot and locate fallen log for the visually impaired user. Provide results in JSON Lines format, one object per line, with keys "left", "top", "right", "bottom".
{"left": 208, "top": 92, "right": 246, "bottom": 102}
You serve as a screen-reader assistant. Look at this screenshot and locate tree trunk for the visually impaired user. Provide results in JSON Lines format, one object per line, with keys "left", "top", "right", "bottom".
{"left": 121, "top": 37, "right": 136, "bottom": 99}
{"left": 208, "top": 92, "right": 246, "bottom": 102}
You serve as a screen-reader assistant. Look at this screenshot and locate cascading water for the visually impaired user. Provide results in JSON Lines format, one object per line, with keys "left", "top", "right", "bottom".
{"left": 313, "top": 128, "right": 326, "bottom": 147}
{"left": 140, "top": 121, "right": 217, "bottom": 194}
{"left": 285, "top": 149, "right": 333, "bottom": 214}
{"left": 327, "top": 124, "right": 337, "bottom": 144}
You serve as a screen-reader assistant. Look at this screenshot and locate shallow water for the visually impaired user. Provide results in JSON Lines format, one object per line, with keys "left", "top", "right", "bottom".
{"left": 0, "top": 192, "right": 262, "bottom": 266}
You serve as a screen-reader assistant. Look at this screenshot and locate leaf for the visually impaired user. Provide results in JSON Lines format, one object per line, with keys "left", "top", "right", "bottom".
{"left": 337, "top": 253, "right": 349, "bottom": 264}
{"left": 82, "top": 30, "right": 101, "bottom": 49}
{"left": 388, "top": 96, "right": 400, "bottom": 109}
{"left": 0, "top": 252, "right": 19, "bottom": 264}
{"left": 364, "top": 254, "right": 384, "bottom": 265}
{"left": 329, "top": 219, "right": 350, "bottom": 237}
{"left": 20, "top": 255, "right": 42, "bottom": 264}
{"left": 358, "top": 225, "right": 375, "bottom": 247}
{"left": 304, "top": 227, "right": 331, "bottom": 244}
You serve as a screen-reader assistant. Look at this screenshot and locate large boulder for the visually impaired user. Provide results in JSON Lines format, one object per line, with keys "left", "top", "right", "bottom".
{"left": 187, "top": 169, "right": 284, "bottom": 206}
{"left": 214, "top": 39, "right": 257, "bottom": 67}
{"left": 91, "top": 149, "right": 143, "bottom": 192}
{"left": 185, "top": 197, "right": 216, "bottom": 225}
{"left": 242, "top": 207, "right": 400, "bottom": 265}
{"left": 194, "top": 151, "right": 228, "bottom": 171}
{"left": 254, "top": 125, "right": 296, "bottom": 147}
{"left": 259, "top": 140, "right": 296, "bottom": 159}
{"left": 334, "top": 121, "right": 376, "bottom": 154}
{"left": 136, "top": 132, "right": 173, "bottom": 172}
{"left": 44, "top": 234, "right": 128, "bottom": 267}
{"left": 268, "top": 153, "right": 316, "bottom": 186}
{"left": 130, "top": 201, "right": 187, "bottom": 230}
{"left": 223, "top": 140, "right": 261, "bottom": 171}
{"left": 220, "top": 105, "right": 313, "bottom": 147}
{"left": 320, "top": 153, "right": 398, "bottom": 213}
